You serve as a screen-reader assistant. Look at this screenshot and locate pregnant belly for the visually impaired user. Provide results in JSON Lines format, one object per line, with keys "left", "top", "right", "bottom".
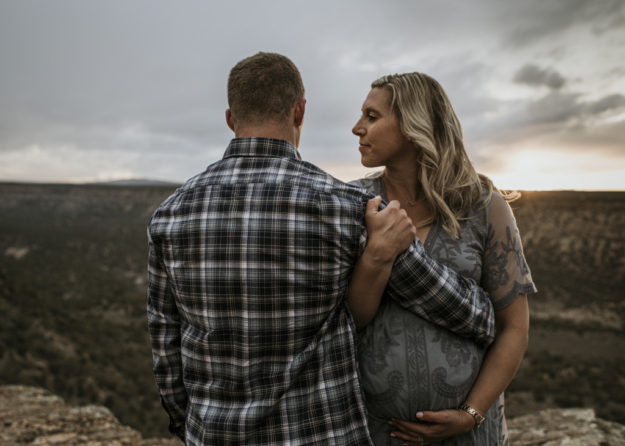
{"left": 357, "top": 299, "right": 487, "bottom": 420}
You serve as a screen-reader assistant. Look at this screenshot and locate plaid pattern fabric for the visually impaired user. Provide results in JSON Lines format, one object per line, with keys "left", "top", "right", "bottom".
{"left": 147, "top": 137, "right": 495, "bottom": 445}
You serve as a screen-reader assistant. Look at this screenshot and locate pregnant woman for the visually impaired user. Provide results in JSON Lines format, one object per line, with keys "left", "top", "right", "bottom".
{"left": 349, "top": 72, "right": 537, "bottom": 445}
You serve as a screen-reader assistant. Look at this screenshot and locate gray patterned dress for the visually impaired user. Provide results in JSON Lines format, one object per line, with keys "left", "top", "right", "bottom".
{"left": 351, "top": 173, "right": 537, "bottom": 446}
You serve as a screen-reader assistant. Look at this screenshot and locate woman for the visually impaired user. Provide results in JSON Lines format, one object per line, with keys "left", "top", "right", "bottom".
{"left": 348, "top": 73, "right": 537, "bottom": 445}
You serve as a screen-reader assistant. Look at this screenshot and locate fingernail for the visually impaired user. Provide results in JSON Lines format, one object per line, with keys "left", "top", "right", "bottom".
{"left": 416, "top": 411, "right": 424, "bottom": 418}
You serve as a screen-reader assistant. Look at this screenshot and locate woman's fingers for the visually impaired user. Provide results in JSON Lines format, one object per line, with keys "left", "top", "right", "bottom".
{"left": 389, "top": 410, "right": 474, "bottom": 444}
{"left": 389, "top": 418, "right": 431, "bottom": 436}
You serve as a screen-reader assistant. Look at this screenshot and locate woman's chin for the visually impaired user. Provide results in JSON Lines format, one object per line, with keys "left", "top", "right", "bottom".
{"left": 361, "top": 158, "right": 380, "bottom": 169}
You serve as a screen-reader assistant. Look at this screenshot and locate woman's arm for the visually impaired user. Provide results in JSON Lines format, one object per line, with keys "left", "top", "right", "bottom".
{"left": 347, "top": 196, "right": 416, "bottom": 330}
{"left": 388, "top": 294, "right": 530, "bottom": 444}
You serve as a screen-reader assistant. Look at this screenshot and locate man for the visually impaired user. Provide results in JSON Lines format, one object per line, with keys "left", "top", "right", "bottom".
{"left": 147, "top": 52, "right": 495, "bottom": 445}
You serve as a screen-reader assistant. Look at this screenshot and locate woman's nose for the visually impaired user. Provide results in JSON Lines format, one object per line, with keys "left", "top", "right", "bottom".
{"left": 352, "top": 119, "right": 364, "bottom": 136}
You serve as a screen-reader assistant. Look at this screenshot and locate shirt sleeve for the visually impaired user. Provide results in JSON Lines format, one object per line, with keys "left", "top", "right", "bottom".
{"left": 482, "top": 193, "right": 537, "bottom": 310}
{"left": 146, "top": 226, "right": 187, "bottom": 441}
{"left": 383, "top": 239, "right": 497, "bottom": 347}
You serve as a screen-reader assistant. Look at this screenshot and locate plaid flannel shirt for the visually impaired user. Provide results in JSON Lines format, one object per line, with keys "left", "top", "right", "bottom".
{"left": 147, "top": 137, "right": 495, "bottom": 445}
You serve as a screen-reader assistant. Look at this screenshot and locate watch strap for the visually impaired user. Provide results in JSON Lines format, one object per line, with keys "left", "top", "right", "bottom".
{"left": 459, "top": 403, "right": 485, "bottom": 428}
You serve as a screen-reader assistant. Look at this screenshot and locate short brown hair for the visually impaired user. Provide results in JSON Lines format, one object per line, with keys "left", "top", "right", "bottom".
{"left": 227, "top": 52, "right": 305, "bottom": 125}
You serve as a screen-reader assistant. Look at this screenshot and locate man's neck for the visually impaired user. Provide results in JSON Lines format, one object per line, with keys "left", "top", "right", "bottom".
{"left": 234, "top": 123, "right": 299, "bottom": 148}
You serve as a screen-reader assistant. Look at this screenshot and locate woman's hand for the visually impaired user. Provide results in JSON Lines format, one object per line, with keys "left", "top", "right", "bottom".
{"left": 388, "top": 409, "right": 475, "bottom": 445}
{"left": 365, "top": 196, "right": 417, "bottom": 263}
{"left": 346, "top": 196, "right": 417, "bottom": 329}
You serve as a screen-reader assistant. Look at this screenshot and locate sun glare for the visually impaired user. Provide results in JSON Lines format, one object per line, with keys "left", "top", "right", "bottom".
{"left": 322, "top": 150, "right": 624, "bottom": 192}
{"left": 488, "top": 149, "right": 625, "bottom": 191}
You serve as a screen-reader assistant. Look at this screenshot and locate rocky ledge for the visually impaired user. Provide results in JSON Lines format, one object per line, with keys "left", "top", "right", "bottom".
{"left": 2, "top": 385, "right": 625, "bottom": 445}
{"left": 0, "top": 385, "right": 180, "bottom": 445}
{"left": 509, "top": 407, "right": 625, "bottom": 446}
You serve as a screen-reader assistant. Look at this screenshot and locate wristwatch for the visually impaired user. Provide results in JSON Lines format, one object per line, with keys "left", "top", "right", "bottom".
{"left": 459, "top": 403, "right": 486, "bottom": 428}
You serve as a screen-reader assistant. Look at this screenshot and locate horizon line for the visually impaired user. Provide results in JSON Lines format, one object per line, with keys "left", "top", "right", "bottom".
{"left": 1, "top": 178, "right": 624, "bottom": 193}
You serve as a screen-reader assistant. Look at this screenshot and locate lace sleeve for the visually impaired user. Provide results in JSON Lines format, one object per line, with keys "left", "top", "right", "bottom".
{"left": 482, "top": 193, "right": 537, "bottom": 310}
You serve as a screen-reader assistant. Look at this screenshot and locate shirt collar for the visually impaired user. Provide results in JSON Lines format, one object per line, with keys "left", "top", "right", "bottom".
{"left": 223, "top": 137, "right": 302, "bottom": 161}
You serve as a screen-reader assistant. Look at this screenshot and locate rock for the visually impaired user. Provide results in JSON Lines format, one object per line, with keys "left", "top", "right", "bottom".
{"left": 508, "top": 407, "right": 625, "bottom": 446}
{"left": 0, "top": 385, "right": 180, "bottom": 446}
{"left": 3, "top": 385, "right": 625, "bottom": 445}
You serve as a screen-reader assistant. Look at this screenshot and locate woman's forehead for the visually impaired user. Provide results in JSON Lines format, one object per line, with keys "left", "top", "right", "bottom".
{"left": 362, "top": 88, "right": 392, "bottom": 111}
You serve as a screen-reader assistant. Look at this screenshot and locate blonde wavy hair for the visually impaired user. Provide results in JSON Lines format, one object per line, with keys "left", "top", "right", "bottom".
{"left": 372, "top": 72, "right": 516, "bottom": 239}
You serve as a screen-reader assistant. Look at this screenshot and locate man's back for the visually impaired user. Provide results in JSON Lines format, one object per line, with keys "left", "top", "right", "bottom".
{"left": 148, "top": 137, "right": 373, "bottom": 445}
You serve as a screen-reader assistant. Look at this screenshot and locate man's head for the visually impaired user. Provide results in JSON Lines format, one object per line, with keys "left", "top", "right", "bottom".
{"left": 226, "top": 52, "right": 306, "bottom": 144}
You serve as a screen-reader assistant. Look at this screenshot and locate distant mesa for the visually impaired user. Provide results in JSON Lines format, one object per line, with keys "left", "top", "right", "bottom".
{"left": 92, "top": 179, "right": 181, "bottom": 186}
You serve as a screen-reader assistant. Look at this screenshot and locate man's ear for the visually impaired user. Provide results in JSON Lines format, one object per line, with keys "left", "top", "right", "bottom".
{"left": 225, "top": 109, "right": 235, "bottom": 132}
{"left": 294, "top": 98, "right": 306, "bottom": 127}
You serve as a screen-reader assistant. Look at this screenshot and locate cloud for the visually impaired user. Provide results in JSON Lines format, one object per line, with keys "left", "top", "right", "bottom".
{"left": 467, "top": 86, "right": 625, "bottom": 181}
{"left": 1, "top": 0, "right": 624, "bottom": 189}
{"left": 583, "top": 94, "right": 625, "bottom": 115}
{"left": 504, "top": 0, "right": 625, "bottom": 47}
{"left": 0, "top": 141, "right": 225, "bottom": 183}
{"left": 518, "top": 92, "right": 625, "bottom": 128}
{"left": 513, "top": 64, "right": 566, "bottom": 90}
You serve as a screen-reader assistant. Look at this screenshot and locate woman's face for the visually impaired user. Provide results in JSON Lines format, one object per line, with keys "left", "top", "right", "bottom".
{"left": 352, "top": 87, "right": 414, "bottom": 168}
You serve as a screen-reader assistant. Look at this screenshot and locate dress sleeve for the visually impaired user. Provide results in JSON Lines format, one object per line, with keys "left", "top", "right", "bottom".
{"left": 482, "top": 193, "right": 537, "bottom": 310}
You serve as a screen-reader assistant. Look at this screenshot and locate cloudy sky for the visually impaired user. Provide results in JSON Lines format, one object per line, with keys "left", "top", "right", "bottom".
{"left": 1, "top": 0, "right": 624, "bottom": 190}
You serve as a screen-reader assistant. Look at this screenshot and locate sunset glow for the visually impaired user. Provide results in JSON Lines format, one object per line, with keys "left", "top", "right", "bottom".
{"left": 323, "top": 149, "right": 625, "bottom": 192}
{"left": 487, "top": 150, "right": 625, "bottom": 191}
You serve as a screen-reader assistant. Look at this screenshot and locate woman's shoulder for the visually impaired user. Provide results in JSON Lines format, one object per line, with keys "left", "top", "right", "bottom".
{"left": 457, "top": 189, "right": 512, "bottom": 241}
{"left": 467, "top": 188, "right": 512, "bottom": 220}
{"left": 482, "top": 189, "right": 521, "bottom": 228}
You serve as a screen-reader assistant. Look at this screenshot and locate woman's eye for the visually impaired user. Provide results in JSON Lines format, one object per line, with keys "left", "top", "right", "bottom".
{"left": 367, "top": 113, "right": 377, "bottom": 121}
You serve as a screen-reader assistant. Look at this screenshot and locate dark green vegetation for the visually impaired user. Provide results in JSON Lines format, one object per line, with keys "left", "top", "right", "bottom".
{"left": 0, "top": 183, "right": 177, "bottom": 438}
{"left": 0, "top": 184, "right": 624, "bottom": 438}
